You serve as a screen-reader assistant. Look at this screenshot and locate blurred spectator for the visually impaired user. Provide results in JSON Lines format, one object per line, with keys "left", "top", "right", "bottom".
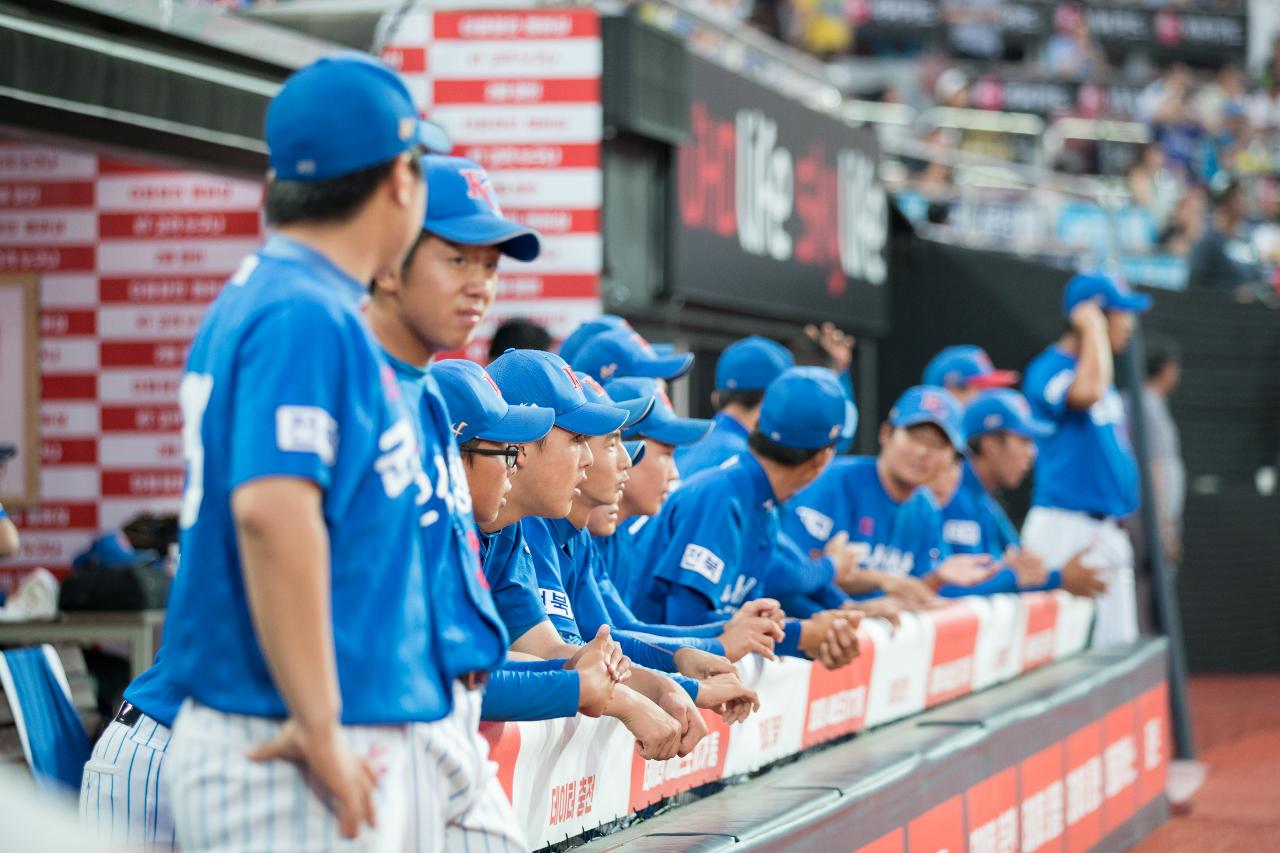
{"left": 1126, "top": 142, "right": 1183, "bottom": 228}
{"left": 942, "top": 0, "right": 1002, "bottom": 62}
{"left": 487, "top": 317, "right": 552, "bottom": 363}
{"left": 1187, "top": 173, "right": 1267, "bottom": 298}
{"left": 933, "top": 68, "right": 970, "bottom": 110}
{"left": 1156, "top": 187, "right": 1207, "bottom": 256}
{"left": 1124, "top": 335, "right": 1184, "bottom": 567}
{"left": 788, "top": 0, "right": 851, "bottom": 57}
{"left": 1041, "top": 5, "right": 1106, "bottom": 82}
{"left": 1139, "top": 65, "right": 1205, "bottom": 181}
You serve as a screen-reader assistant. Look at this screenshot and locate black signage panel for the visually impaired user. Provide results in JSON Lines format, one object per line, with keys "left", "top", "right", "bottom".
{"left": 671, "top": 56, "right": 889, "bottom": 333}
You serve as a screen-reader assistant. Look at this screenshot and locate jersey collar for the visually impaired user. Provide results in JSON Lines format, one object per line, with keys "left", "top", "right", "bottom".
{"left": 738, "top": 452, "right": 780, "bottom": 511}
{"left": 259, "top": 234, "right": 368, "bottom": 308}
{"left": 547, "top": 516, "right": 584, "bottom": 551}
{"left": 714, "top": 411, "right": 750, "bottom": 439}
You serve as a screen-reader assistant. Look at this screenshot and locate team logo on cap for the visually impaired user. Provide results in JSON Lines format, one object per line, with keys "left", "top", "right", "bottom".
{"left": 452, "top": 421, "right": 468, "bottom": 437}
{"left": 480, "top": 371, "right": 502, "bottom": 397}
{"left": 461, "top": 168, "right": 503, "bottom": 215}
{"left": 582, "top": 376, "right": 607, "bottom": 396}
{"left": 599, "top": 363, "right": 618, "bottom": 379}
{"left": 921, "top": 392, "right": 947, "bottom": 415}
{"left": 562, "top": 367, "right": 582, "bottom": 389}
{"left": 828, "top": 424, "right": 841, "bottom": 439}
{"left": 398, "top": 117, "right": 416, "bottom": 141}
{"left": 984, "top": 413, "right": 1002, "bottom": 430}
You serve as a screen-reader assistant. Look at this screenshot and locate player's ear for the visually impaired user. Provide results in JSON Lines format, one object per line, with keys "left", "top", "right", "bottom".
{"left": 878, "top": 422, "right": 893, "bottom": 448}
{"left": 370, "top": 266, "right": 401, "bottom": 297}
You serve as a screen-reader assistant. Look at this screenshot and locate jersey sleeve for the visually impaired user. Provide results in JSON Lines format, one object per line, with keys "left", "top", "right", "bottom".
{"left": 1024, "top": 354, "right": 1075, "bottom": 422}
{"left": 784, "top": 469, "right": 846, "bottom": 554}
{"left": 650, "top": 495, "right": 745, "bottom": 611}
{"left": 481, "top": 664, "right": 580, "bottom": 722}
{"left": 765, "top": 530, "right": 837, "bottom": 599}
{"left": 229, "top": 301, "right": 352, "bottom": 490}
{"left": 482, "top": 529, "right": 550, "bottom": 643}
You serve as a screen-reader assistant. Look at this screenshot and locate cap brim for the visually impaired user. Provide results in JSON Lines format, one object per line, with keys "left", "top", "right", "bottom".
{"left": 623, "top": 440, "right": 647, "bottom": 466}
{"left": 556, "top": 401, "right": 630, "bottom": 436}
{"left": 630, "top": 414, "right": 714, "bottom": 446}
{"left": 416, "top": 121, "right": 452, "bottom": 155}
{"left": 1109, "top": 293, "right": 1152, "bottom": 313}
{"left": 425, "top": 213, "right": 542, "bottom": 261}
{"left": 476, "top": 404, "right": 555, "bottom": 444}
{"left": 894, "top": 412, "right": 965, "bottom": 451}
{"left": 1012, "top": 418, "right": 1055, "bottom": 440}
{"left": 651, "top": 342, "right": 676, "bottom": 356}
{"left": 612, "top": 395, "right": 656, "bottom": 430}
{"left": 625, "top": 352, "right": 694, "bottom": 381}
{"left": 969, "top": 369, "right": 1020, "bottom": 389}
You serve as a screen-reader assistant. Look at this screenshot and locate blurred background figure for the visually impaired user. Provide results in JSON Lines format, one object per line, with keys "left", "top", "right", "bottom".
{"left": 487, "top": 317, "right": 552, "bottom": 363}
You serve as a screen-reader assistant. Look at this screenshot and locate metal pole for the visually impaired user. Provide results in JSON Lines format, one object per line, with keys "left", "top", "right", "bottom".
{"left": 1120, "top": 324, "right": 1198, "bottom": 760}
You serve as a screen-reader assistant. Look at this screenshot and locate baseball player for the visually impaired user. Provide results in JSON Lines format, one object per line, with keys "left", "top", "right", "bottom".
{"left": 474, "top": 349, "right": 686, "bottom": 760}
{"left": 557, "top": 314, "right": 633, "bottom": 365}
{"left": 673, "top": 336, "right": 795, "bottom": 477}
{"left": 629, "top": 368, "right": 863, "bottom": 670}
{"left": 922, "top": 345, "right": 1020, "bottom": 407}
{"left": 80, "top": 54, "right": 450, "bottom": 850}
{"left": 938, "top": 390, "right": 1108, "bottom": 598}
{"left": 432, "top": 360, "right": 618, "bottom": 723}
{"left": 1021, "top": 272, "right": 1151, "bottom": 647}
{"left": 592, "top": 377, "right": 787, "bottom": 662}
{"left": 783, "top": 386, "right": 996, "bottom": 605}
{"left": 156, "top": 53, "right": 455, "bottom": 850}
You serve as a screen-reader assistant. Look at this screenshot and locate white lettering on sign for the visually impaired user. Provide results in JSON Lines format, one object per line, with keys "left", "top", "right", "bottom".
{"left": 837, "top": 148, "right": 887, "bottom": 285}
{"left": 1021, "top": 780, "right": 1065, "bottom": 850}
{"left": 929, "top": 657, "right": 973, "bottom": 696}
{"left": 1143, "top": 717, "right": 1163, "bottom": 771}
{"left": 969, "top": 806, "right": 1018, "bottom": 853}
{"left": 807, "top": 686, "right": 867, "bottom": 732}
{"left": 1104, "top": 735, "right": 1137, "bottom": 797}
{"left": 735, "top": 110, "right": 792, "bottom": 261}
{"left": 641, "top": 731, "right": 721, "bottom": 791}
{"left": 1066, "top": 756, "right": 1103, "bottom": 824}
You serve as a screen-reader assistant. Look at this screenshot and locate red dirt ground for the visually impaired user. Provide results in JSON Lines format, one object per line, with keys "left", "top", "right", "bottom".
{"left": 1135, "top": 674, "right": 1280, "bottom": 852}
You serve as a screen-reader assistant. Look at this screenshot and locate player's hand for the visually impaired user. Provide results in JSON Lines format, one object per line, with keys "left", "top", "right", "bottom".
{"left": 656, "top": 686, "right": 708, "bottom": 757}
{"left": 877, "top": 573, "right": 939, "bottom": 609}
{"left": 929, "top": 554, "right": 994, "bottom": 588}
{"left": 718, "top": 615, "right": 782, "bottom": 661}
{"left": 732, "top": 598, "right": 787, "bottom": 627}
{"left": 693, "top": 672, "right": 761, "bottom": 725}
{"left": 798, "top": 610, "right": 861, "bottom": 669}
{"left": 825, "top": 532, "right": 863, "bottom": 589}
{"left": 806, "top": 321, "right": 855, "bottom": 373}
{"left": 843, "top": 596, "right": 902, "bottom": 628}
{"left": 673, "top": 646, "right": 736, "bottom": 679}
{"left": 1061, "top": 548, "right": 1108, "bottom": 598}
{"left": 609, "top": 685, "right": 682, "bottom": 760}
{"left": 567, "top": 638, "right": 618, "bottom": 717}
{"left": 568, "top": 625, "right": 629, "bottom": 683}
{"left": 248, "top": 718, "right": 377, "bottom": 839}
{"left": 1069, "top": 299, "right": 1106, "bottom": 334}
{"left": 1004, "top": 545, "right": 1049, "bottom": 588}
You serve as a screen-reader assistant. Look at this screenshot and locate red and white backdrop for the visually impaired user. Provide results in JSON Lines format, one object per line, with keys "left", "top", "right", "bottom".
{"left": 0, "top": 139, "right": 263, "bottom": 584}
{"left": 380, "top": 6, "right": 604, "bottom": 360}
{"left": 479, "top": 593, "right": 1168, "bottom": 850}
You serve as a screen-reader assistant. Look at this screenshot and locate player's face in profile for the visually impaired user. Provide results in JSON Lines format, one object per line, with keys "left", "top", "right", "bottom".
{"left": 622, "top": 440, "right": 678, "bottom": 518}
{"left": 463, "top": 439, "right": 520, "bottom": 524}
{"left": 400, "top": 235, "right": 500, "bottom": 351}
{"left": 992, "top": 432, "right": 1036, "bottom": 490}
{"left": 513, "top": 427, "right": 592, "bottom": 518}
{"left": 578, "top": 431, "right": 627, "bottom": 511}
{"left": 881, "top": 423, "right": 953, "bottom": 487}
{"left": 1107, "top": 311, "right": 1136, "bottom": 352}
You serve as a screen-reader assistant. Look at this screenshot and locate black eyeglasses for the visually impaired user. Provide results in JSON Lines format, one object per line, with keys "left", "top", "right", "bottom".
{"left": 463, "top": 445, "right": 521, "bottom": 470}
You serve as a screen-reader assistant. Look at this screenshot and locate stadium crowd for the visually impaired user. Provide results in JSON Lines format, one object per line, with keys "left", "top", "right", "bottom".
{"left": 68, "top": 53, "right": 1158, "bottom": 851}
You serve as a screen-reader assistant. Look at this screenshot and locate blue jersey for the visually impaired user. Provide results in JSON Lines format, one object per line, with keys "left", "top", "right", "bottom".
{"left": 393, "top": 356, "right": 508, "bottom": 680}
{"left": 784, "top": 457, "right": 944, "bottom": 581}
{"left": 600, "top": 515, "right": 654, "bottom": 606}
{"left": 121, "top": 650, "right": 183, "bottom": 727}
{"left": 673, "top": 412, "right": 750, "bottom": 478}
{"left": 479, "top": 523, "right": 547, "bottom": 643}
{"left": 1024, "top": 345, "right": 1139, "bottom": 518}
{"left": 163, "top": 236, "right": 446, "bottom": 724}
{"left": 633, "top": 455, "right": 779, "bottom": 622}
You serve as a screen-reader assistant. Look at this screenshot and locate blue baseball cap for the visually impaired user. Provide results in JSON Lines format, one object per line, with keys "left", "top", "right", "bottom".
{"left": 922, "top": 345, "right": 1019, "bottom": 391}
{"left": 605, "top": 377, "right": 714, "bottom": 446}
{"left": 559, "top": 315, "right": 631, "bottom": 364}
{"left": 963, "top": 389, "right": 1053, "bottom": 442}
{"left": 573, "top": 328, "right": 694, "bottom": 383}
{"left": 623, "top": 440, "right": 647, "bottom": 466}
{"left": 431, "top": 359, "right": 554, "bottom": 445}
{"left": 757, "top": 367, "right": 849, "bottom": 451}
{"left": 889, "top": 385, "right": 965, "bottom": 451}
{"left": 422, "top": 156, "right": 540, "bottom": 261}
{"left": 265, "top": 53, "right": 450, "bottom": 182}
{"left": 1063, "top": 272, "right": 1151, "bottom": 316}
{"left": 487, "top": 349, "right": 628, "bottom": 436}
{"left": 576, "top": 372, "right": 655, "bottom": 430}
{"left": 716, "top": 336, "right": 795, "bottom": 392}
